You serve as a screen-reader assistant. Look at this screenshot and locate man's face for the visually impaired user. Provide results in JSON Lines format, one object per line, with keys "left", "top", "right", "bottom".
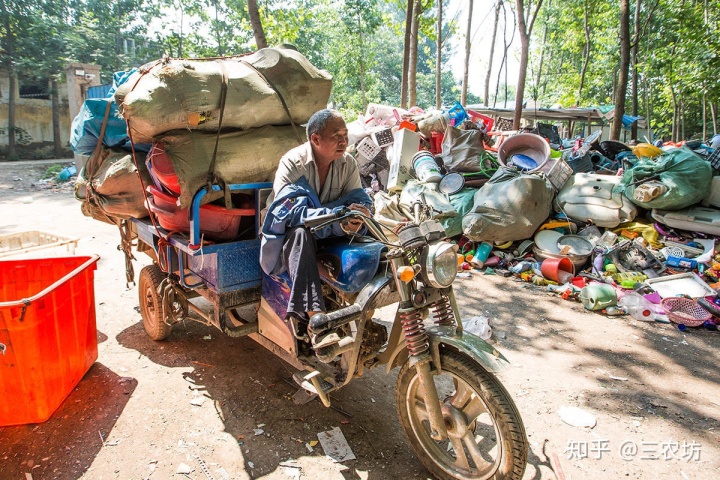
{"left": 311, "top": 117, "right": 349, "bottom": 162}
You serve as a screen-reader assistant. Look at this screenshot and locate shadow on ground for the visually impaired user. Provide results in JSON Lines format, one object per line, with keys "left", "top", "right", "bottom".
{"left": 116, "top": 312, "right": 551, "bottom": 479}
{"left": 0, "top": 360, "right": 136, "bottom": 479}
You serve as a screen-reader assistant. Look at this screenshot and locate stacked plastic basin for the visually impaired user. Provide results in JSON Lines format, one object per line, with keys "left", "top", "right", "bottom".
{"left": 146, "top": 142, "right": 255, "bottom": 241}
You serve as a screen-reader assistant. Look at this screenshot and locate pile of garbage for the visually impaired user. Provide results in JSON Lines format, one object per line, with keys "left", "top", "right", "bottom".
{"left": 349, "top": 101, "right": 720, "bottom": 331}
{"left": 67, "top": 44, "right": 720, "bottom": 330}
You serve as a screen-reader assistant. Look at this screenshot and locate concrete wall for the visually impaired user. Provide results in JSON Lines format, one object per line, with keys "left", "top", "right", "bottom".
{"left": 0, "top": 63, "right": 101, "bottom": 149}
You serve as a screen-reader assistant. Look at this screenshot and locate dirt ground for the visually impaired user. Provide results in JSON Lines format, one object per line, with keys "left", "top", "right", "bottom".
{"left": 1, "top": 159, "right": 719, "bottom": 480}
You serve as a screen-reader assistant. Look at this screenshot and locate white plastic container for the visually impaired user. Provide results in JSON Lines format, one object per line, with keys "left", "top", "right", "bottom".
{"left": 652, "top": 206, "right": 720, "bottom": 236}
{"left": 618, "top": 293, "right": 655, "bottom": 322}
{"left": 412, "top": 151, "right": 442, "bottom": 183}
{"left": 387, "top": 128, "right": 421, "bottom": 192}
{"left": 701, "top": 176, "right": 720, "bottom": 208}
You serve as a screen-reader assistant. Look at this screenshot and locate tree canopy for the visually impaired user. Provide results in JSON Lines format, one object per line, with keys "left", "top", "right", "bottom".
{"left": 1, "top": 0, "right": 718, "bottom": 140}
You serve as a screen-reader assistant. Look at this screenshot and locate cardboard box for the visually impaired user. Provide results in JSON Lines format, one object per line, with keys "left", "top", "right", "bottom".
{"left": 387, "top": 129, "right": 421, "bottom": 192}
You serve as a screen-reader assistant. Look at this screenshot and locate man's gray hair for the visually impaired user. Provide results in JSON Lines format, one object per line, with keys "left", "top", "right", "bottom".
{"left": 307, "top": 109, "right": 343, "bottom": 138}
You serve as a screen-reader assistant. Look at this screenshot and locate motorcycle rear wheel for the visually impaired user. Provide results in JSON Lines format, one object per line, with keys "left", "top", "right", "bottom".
{"left": 138, "top": 264, "right": 172, "bottom": 341}
{"left": 396, "top": 350, "right": 527, "bottom": 479}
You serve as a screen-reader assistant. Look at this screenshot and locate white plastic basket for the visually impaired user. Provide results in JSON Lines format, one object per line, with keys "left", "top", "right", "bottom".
{"left": 356, "top": 136, "right": 382, "bottom": 160}
{"left": 0, "top": 231, "right": 79, "bottom": 259}
{"left": 546, "top": 157, "right": 573, "bottom": 191}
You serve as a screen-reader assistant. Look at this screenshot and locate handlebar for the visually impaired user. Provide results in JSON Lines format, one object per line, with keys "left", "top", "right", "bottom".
{"left": 303, "top": 207, "right": 390, "bottom": 243}
{"left": 303, "top": 207, "right": 350, "bottom": 230}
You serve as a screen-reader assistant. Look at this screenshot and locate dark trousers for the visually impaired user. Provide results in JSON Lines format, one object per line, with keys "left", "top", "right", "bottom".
{"left": 282, "top": 227, "right": 325, "bottom": 314}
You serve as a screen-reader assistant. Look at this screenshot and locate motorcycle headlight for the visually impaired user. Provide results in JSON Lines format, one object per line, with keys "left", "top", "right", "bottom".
{"left": 422, "top": 242, "right": 459, "bottom": 288}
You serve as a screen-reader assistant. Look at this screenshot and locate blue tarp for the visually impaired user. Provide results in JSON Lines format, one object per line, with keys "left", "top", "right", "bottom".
{"left": 70, "top": 69, "right": 149, "bottom": 156}
{"left": 622, "top": 114, "right": 643, "bottom": 129}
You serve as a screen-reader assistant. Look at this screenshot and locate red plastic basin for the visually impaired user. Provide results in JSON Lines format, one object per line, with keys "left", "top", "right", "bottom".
{"left": 148, "top": 142, "right": 181, "bottom": 195}
{"left": 147, "top": 186, "right": 255, "bottom": 241}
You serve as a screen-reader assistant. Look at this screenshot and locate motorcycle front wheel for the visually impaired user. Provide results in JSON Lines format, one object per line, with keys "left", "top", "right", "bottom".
{"left": 396, "top": 350, "right": 527, "bottom": 480}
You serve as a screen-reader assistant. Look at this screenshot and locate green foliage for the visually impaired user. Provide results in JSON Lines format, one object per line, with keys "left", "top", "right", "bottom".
{"left": 2, "top": 0, "right": 502, "bottom": 134}
{"left": 532, "top": 0, "right": 720, "bottom": 139}
{"left": 0, "top": 127, "right": 32, "bottom": 145}
{"left": 42, "top": 164, "right": 63, "bottom": 179}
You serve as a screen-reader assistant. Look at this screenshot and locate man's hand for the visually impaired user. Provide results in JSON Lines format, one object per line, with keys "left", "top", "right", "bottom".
{"left": 341, "top": 203, "right": 371, "bottom": 234}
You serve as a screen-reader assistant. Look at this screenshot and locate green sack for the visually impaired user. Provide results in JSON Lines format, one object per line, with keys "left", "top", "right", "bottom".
{"left": 622, "top": 147, "right": 712, "bottom": 210}
{"left": 440, "top": 187, "right": 478, "bottom": 237}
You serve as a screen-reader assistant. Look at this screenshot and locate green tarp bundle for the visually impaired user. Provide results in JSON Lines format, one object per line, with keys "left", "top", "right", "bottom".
{"left": 622, "top": 147, "right": 712, "bottom": 210}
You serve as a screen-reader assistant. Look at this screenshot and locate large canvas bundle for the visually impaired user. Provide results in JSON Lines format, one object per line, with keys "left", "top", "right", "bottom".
{"left": 115, "top": 45, "right": 332, "bottom": 143}
{"left": 75, "top": 148, "right": 151, "bottom": 223}
{"left": 462, "top": 167, "right": 554, "bottom": 241}
{"left": 160, "top": 126, "right": 304, "bottom": 208}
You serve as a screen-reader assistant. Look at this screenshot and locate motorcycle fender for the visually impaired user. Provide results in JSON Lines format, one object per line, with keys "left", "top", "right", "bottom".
{"left": 384, "top": 326, "right": 510, "bottom": 374}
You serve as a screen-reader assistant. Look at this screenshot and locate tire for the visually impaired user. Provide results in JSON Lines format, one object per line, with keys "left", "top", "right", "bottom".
{"left": 396, "top": 350, "right": 528, "bottom": 480}
{"left": 138, "top": 264, "right": 172, "bottom": 341}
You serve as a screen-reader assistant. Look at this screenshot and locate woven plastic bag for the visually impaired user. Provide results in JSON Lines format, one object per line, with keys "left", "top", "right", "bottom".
{"left": 75, "top": 147, "right": 151, "bottom": 223}
{"left": 440, "top": 125, "right": 487, "bottom": 173}
{"left": 622, "top": 147, "right": 712, "bottom": 210}
{"left": 114, "top": 45, "right": 332, "bottom": 143}
{"left": 462, "top": 167, "right": 554, "bottom": 242}
{"left": 159, "top": 125, "right": 303, "bottom": 208}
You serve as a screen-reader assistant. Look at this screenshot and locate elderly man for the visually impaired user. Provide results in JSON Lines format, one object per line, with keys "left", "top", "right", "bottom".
{"left": 260, "top": 109, "right": 373, "bottom": 318}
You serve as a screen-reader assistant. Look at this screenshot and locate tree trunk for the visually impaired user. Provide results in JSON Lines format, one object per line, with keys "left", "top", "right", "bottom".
{"left": 436, "top": 0, "right": 442, "bottom": 109}
{"left": 577, "top": 3, "right": 591, "bottom": 106}
{"left": 611, "top": 0, "right": 631, "bottom": 140}
{"left": 494, "top": 2, "right": 511, "bottom": 107}
{"left": 51, "top": 78, "right": 62, "bottom": 157}
{"left": 461, "top": 0, "right": 474, "bottom": 106}
{"left": 178, "top": 3, "right": 184, "bottom": 58}
{"left": 401, "top": 0, "right": 415, "bottom": 108}
{"left": 213, "top": 0, "right": 223, "bottom": 56}
{"left": 513, "top": 0, "right": 544, "bottom": 130}
{"left": 7, "top": 68, "right": 16, "bottom": 156}
{"left": 408, "top": 0, "right": 421, "bottom": 107}
{"left": 680, "top": 96, "right": 685, "bottom": 140}
{"left": 670, "top": 86, "right": 677, "bottom": 142}
{"left": 514, "top": 28, "right": 529, "bottom": 129}
{"left": 630, "top": 0, "right": 641, "bottom": 140}
{"left": 711, "top": 102, "right": 718, "bottom": 135}
{"left": 484, "top": 0, "right": 501, "bottom": 106}
{"left": 703, "top": 91, "right": 707, "bottom": 141}
{"left": 247, "top": 0, "right": 267, "bottom": 49}
{"left": 358, "top": 17, "right": 368, "bottom": 111}
{"left": 535, "top": 18, "right": 548, "bottom": 94}
{"left": 2, "top": 2, "right": 16, "bottom": 156}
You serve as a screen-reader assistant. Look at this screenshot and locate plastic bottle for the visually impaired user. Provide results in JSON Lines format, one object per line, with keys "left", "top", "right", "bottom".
{"left": 618, "top": 292, "right": 655, "bottom": 322}
{"left": 603, "top": 306, "right": 626, "bottom": 316}
{"left": 470, "top": 242, "right": 493, "bottom": 268}
{"left": 665, "top": 256, "right": 698, "bottom": 269}
{"left": 370, "top": 173, "right": 380, "bottom": 192}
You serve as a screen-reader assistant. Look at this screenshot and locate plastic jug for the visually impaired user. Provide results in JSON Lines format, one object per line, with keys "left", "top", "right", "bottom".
{"left": 579, "top": 284, "right": 618, "bottom": 311}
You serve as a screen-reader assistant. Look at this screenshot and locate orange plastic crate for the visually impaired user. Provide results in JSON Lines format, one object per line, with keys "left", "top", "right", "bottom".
{"left": 0, "top": 255, "right": 99, "bottom": 426}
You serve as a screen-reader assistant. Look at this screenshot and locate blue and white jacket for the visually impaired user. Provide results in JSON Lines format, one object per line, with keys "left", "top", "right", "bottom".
{"left": 259, "top": 176, "right": 372, "bottom": 275}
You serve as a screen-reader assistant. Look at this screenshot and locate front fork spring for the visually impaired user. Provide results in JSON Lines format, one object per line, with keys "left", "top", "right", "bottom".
{"left": 431, "top": 293, "right": 456, "bottom": 327}
{"left": 399, "top": 307, "right": 429, "bottom": 356}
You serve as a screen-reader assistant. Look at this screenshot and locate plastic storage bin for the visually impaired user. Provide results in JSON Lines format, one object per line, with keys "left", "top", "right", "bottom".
{"left": 467, "top": 109, "right": 495, "bottom": 132}
{"left": 0, "top": 255, "right": 100, "bottom": 426}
